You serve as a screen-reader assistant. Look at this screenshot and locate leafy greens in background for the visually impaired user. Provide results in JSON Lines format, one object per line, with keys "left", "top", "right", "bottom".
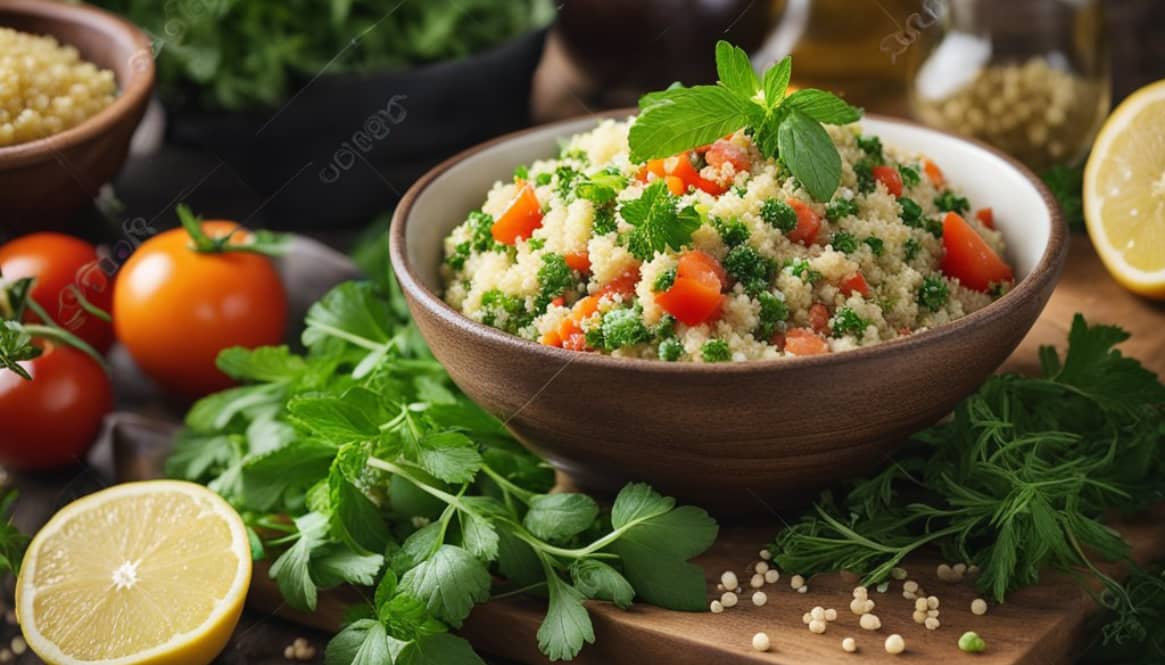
{"left": 629, "top": 41, "right": 862, "bottom": 202}
{"left": 89, "top": 0, "right": 555, "bottom": 110}
{"left": 771, "top": 315, "right": 1165, "bottom": 648}
{"left": 173, "top": 253, "right": 718, "bottom": 664}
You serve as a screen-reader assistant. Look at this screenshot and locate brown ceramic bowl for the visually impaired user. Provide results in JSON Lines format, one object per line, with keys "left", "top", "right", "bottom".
{"left": 390, "top": 112, "right": 1067, "bottom": 513}
{"left": 0, "top": 0, "right": 154, "bottom": 232}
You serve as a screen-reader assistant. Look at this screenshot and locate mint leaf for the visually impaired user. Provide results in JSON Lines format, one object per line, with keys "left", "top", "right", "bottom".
{"left": 620, "top": 181, "right": 701, "bottom": 260}
{"left": 570, "top": 559, "right": 635, "bottom": 609}
{"left": 537, "top": 571, "right": 595, "bottom": 661}
{"left": 715, "top": 40, "right": 759, "bottom": 99}
{"left": 303, "top": 281, "right": 397, "bottom": 351}
{"left": 186, "top": 383, "right": 284, "bottom": 431}
{"left": 778, "top": 108, "right": 842, "bottom": 202}
{"left": 524, "top": 493, "right": 600, "bottom": 542}
{"left": 783, "top": 89, "right": 862, "bottom": 125}
{"left": 416, "top": 431, "right": 482, "bottom": 484}
{"left": 216, "top": 345, "right": 305, "bottom": 382}
{"left": 460, "top": 510, "right": 499, "bottom": 562}
{"left": 167, "top": 432, "right": 236, "bottom": 482}
{"left": 762, "top": 56, "right": 792, "bottom": 107}
{"left": 576, "top": 172, "right": 627, "bottom": 205}
{"left": 628, "top": 86, "right": 751, "bottom": 162}
{"left": 399, "top": 545, "right": 491, "bottom": 627}
{"left": 397, "top": 633, "right": 486, "bottom": 665}
{"left": 379, "top": 592, "right": 447, "bottom": 641}
{"left": 326, "top": 620, "right": 389, "bottom": 665}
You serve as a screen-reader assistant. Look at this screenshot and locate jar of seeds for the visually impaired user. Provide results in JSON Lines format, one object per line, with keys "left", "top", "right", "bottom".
{"left": 908, "top": 0, "right": 1110, "bottom": 172}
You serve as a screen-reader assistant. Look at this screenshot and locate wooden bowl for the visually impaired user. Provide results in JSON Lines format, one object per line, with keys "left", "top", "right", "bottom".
{"left": 0, "top": 0, "right": 154, "bottom": 232}
{"left": 390, "top": 112, "right": 1067, "bottom": 513}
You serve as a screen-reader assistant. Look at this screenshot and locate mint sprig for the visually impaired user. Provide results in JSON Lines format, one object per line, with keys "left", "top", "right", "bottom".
{"left": 629, "top": 40, "right": 862, "bottom": 202}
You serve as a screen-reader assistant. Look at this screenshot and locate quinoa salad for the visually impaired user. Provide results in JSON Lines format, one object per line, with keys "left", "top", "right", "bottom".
{"left": 441, "top": 119, "right": 1014, "bottom": 362}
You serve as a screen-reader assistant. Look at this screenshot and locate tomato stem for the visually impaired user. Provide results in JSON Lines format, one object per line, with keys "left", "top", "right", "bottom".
{"left": 21, "top": 318, "right": 109, "bottom": 375}
{"left": 177, "top": 204, "right": 290, "bottom": 258}
{"left": 67, "top": 285, "right": 112, "bottom": 323}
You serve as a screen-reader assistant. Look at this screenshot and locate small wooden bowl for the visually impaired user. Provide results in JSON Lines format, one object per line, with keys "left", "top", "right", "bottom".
{"left": 391, "top": 112, "right": 1067, "bottom": 513}
{"left": 0, "top": 0, "right": 154, "bottom": 232}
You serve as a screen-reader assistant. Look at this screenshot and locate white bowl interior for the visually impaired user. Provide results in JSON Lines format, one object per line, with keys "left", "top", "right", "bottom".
{"left": 406, "top": 116, "right": 1050, "bottom": 292}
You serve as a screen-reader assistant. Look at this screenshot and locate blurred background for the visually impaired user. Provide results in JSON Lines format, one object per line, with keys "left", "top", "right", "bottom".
{"left": 3, "top": 0, "right": 1165, "bottom": 243}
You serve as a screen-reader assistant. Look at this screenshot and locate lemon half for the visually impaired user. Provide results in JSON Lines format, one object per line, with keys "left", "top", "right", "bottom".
{"left": 16, "top": 481, "right": 252, "bottom": 665}
{"left": 1084, "top": 79, "right": 1165, "bottom": 299}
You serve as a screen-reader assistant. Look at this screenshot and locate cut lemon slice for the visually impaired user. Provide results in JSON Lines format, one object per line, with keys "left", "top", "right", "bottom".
{"left": 16, "top": 481, "right": 252, "bottom": 665}
{"left": 1084, "top": 79, "right": 1165, "bottom": 299}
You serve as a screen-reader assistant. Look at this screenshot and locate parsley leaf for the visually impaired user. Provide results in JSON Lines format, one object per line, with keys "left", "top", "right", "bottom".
{"left": 399, "top": 545, "right": 491, "bottom": 628}
{"left": 570, "top": 558, "right": 635, "bottom": 609}
{"left": 537, "top": 565, "right": 595, "bottom": 661}
{"left": 525, "top": 493, "right": 600, "bottom": 542}
{"left": 620, "top": 180, "right": 701, "bottom": 259}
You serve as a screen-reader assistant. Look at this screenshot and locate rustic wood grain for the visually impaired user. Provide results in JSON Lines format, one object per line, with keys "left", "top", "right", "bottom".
{"left": 249, "top": 239, "right": 1165, "bottom": 664}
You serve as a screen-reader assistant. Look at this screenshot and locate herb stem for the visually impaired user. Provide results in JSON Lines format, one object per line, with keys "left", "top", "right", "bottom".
{"left": 480, "top": 464, "right": 535, "bottom": 504}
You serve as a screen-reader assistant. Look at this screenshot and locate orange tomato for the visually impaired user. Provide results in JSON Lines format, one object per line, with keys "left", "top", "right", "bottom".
{"left": 668, "top": 151, "right": 727, "bottom": 195}
{"left": 491, "top": 184, "right": 543, "bottom": 244}
{"left": 871, "top": 165, "right": 904, "bottom": 197}
{"left": 636, "top": 159, "right": 667, "bottom": 183}
{"left": 705, "top": 139, "right": 751, "bottom": 172}
{"left": 923, "top": 159, "right": 945, "bottom": 188}
{"left": 656, "top": 251, "right": 725, "bottom": 326}
{"left": 664, "top": 175, "right": 686, "bottom": 196}
{"left": 0, "top": 232, "right": 114, "bottom": 353}
{"left": 678, "top": 249, "right": 728, "bottom": 287}
{"left": 786, "top": 199, "right": 821, "bottom": 246}
{"left": 113, "top": 221, "right": 287, "bottom": 398}
{"left": 784, "top": 328, "right": 829, "bottom": 356}
{"left": 975, "top": 207, "right": 995, "bottom": 229}
{"left": 940, "top": 212, "right": 1014, "bottom": 292}
{"left": 564, "top": 250, "right": 591, "bottom": 274}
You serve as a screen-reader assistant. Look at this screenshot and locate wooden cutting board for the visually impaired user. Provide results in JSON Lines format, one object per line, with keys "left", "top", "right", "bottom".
{"left": 247, "top": 238, "right": 1165, "bottom": 665}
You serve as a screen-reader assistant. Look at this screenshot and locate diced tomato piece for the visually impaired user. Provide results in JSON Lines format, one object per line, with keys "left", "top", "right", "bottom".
{"left": 705, "top": 139, "right": 751, "bottom": 173}
{"left": 923, "top": 159, "right": 945, "bottom": 188}
{"left": 786, "top": 199, "right": 821, "bottom": 245}
{"left": 839, "top": 272, "right": 871, "bottom": 297}
{"left": 664, "top": 175, "right": 686, "bottom": 196}
{"left": 770, "top": 331, "right": 786, "bottom": 349}
{"left": 570, "top": 295, "right": 599, "bottom": 322}
{"left": 940, "top": 212, "right": 1014, "bottom": 292}
{"left": 598, "top": 268, "right": 640, "bottom": 299}
{"left": 808, "top": 303, "right": 831, "bottom": 334}
{"left": 564, "top": 250, "right": 591, "bottom": 274}
{"left": 669, "top": 151, "right": 727, "bottom": 195}
{"left": 562, "top": 331, "right": 588, "bottom": 351}
{"left": 550, "top": 297, "right": 565, "bottom": 308}
{"left": 656, "top": 250, "right": 724, "bottom": 325}
{"left": 540, "top": 329, "right": 563, "bottom": 347}
{"left": 785, "top": 328, "right": 829, "bottom": 356}
{"left": 677, "top": 250, "right": 728, "bottom": 289}
{"left": 975, "top": 207, "right": 994, "bottom": 229}
{"left": 636, "top": 159, "right": 666, "bottom": 183}
{"left": 491, "top": 184, "right": 543, "bottom": 244}
{"left": 898, "top": 326, "right": 913, "bottom": 337}
{"left": 872, "top": 165, "right": 903, "bottom": 197}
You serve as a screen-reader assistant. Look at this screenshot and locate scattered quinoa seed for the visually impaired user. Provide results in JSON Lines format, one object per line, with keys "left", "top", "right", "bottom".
{"left": 971, "top": 598, "right": 988, "bottom": 615}
{"left": 842, "top": 637, "right": 857, "bottom": 653}
{"left": 864, "top": 599, "right": 876, "bottom": 613}
{"left": 759, "top": 549, "right": 773, "bottom": 561}
{"left": 721, "top": 591, "right": 739, "bottom": 608}
{"left": 953, "top": 563, "right": 968, "bottom": 576}
{"left": 851, "top": 598, "right": 869, "bottom": 615}
{"left": 752, "top": 591, "right": 768, "bottom": 607}
{"left": 8, "top": 639, "right": 24, "bottom": 658}
{"left": 0, "top": 650, "right": 12, "bottom": 664}
{"left": 859, "top": 614, "right": 882, "bottom": 631}
{"left": 791, "top": 574, "right": 806, "bottom": 589}
{"left": 752, "top": 632, "right": 771, "bottom": 652}
{"left": 927, "top": 596, "right": 940, "bottom": 610}
{"left": 810, "top": 619, "right": 828, "bottom": 634}
{"left": 710, "top": 600, "right": 724, "bottom": 613}
{"left": 797, "top": 585, "right": 809, "bottom": 594}
{"left": 825, "top": 608, "right": 838, "bottom": 622}
{"left": 885, "top": 634, "right": 906, "bottom": 655}
{"left": 959, "top": 631, "right": 987, "bottom": 653}
{"left": 765, "top": 569, "right": 781, "bottom": 584}
{"left": 937, "top": 563, "right": 955, "bottom": 581}
{"left": 903, "top": 580, "right": 919, "bottom": 593}
{"left": 802, "top": 612, "right": 813, "bottom": 624}
{"left": 925, "top": 617, "right": 941, "bottom": 630}
{"left": 927, "top": 609, "right": 940, "bottom": 618}
{"left": 915, "top": 598, "right": 928, "bottom": 612}
{"left": 751, "top": 574, "right": 765, "bottom": 588}
{"left": 716, "top": 583, "right": 725, "bottom": 592}
{"left": 721, "top": 571, "right": 740, "bottom": 590}
{"left": 811, "top": 606, "right": 826, "bottom": 621}
{"left": 3, "top": 610, "right": 14, "bottom": 626}
{"left": 852, "top": 586, "right": 869, "bottom": 599}
{"left": 913, "top": 610, "right": 928, "bottom": 624}
{"left": 756, "top": 561, "right": 770, "bottom": 574}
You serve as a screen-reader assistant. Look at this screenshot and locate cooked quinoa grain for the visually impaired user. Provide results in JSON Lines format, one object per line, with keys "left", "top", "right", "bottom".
{"left": 0, "top": 28, "right": 117, "bottom": 147}
{"left": 443, "top": 119, "right": 1011, "bottom": 360}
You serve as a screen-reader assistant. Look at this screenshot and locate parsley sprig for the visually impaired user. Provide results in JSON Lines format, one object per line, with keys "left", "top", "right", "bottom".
{"left": 629, "top": 41, "right": 862, "bottom": 202}
{"left": 771, "top": 315, "right": 1165, "bottom": 612}
{"left": 174, "top": 268, "right": 718, "bottom": 664}
{"left": 620, "top": 180, "right": 701, "bottom": 260}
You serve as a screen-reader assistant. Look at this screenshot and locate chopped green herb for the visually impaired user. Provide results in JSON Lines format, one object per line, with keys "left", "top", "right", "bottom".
{"left": 724, "top": 245, "right": 775, "bottom": 295}
{"left": 856, "top": 135, "right": 883, "bottom": 161}
{"left": 825, "top": 197, "right": 859, "bottom": 222}
{"left": 899, "top": 198, "right": 923, "bottom": 226}
{"left": 481, "top": 289, "right": 532, "bottom": 333}
{"left": 935, "top": 190, "right": 970, "bottom": 214}
{"left": 830, "top": 307, "right": 868, "bottom": 338}
{"left": 760, "top": 198, "right": 797, "bottom": 233}
{"left": 527, "top": 238, "right": 546, "bottom": 251}
{"left": 713, "top": 217, "right": 751, "bottom": 247}
{"left": 831, "top": 232, "right": 859, "bottom": 254}
{"left": 592, "top": 205, "right": 618, "bottom": 236}
{"left": 903, "top": 237, "right": 921, "bottom": 262}
{"left": 655, "top": 315, "right": 677, "bottom": 340}
{"left": 536, "top": 254, "right": 573, "bottom": 309}
{"left": 620, "top": 180, "right": 701, "bottom": 260}
{"left": 1042, "top": 163, "right": 1084, "bottom": 232}
{"left": 576, "top": 172, "right": 627, "bottom": 205}
{"left": 555, "top": 166, "right": 582, "bottom": 201}
{"left": 786, "top": 258, "right": 823, "bottom": 284}
{"left": 732, "top": 185, "right": 749, "bottom": 197}
{"left": 700, "top": 339, "right": 732, "bottom": 362}
{"left": 535, "top": 172, "right": 553, "bottom": 187}
{"left": 854, "top": 159, "right": 876, "bottom": 194}
{"left": 514, "top": 165, "right": 529, "bottom": 181}
{"left": 468, "top": 211, "right": 496, "bottom": 253}
{"left": 917, "top": 275, "right": 949, "bottom": 310}
{"left": 924, "top": 218, "right": 944, "bottom": 238}
{"left": 897, "top": 163, "right": 921, "bottom": 188}
{"left": 653, "top": 266, "right": 678, "bottom": 293}
{"left": 659, "top": 337, "right": 684, "bottom": 362}
{"left": 756, "top": 291, "right": 789, "bottom": 340}
{"left": 863, "top": 236, "right": 884, "bottom": 256}
{"left": 446, "top": 242, "right": 471, "bottom": 270}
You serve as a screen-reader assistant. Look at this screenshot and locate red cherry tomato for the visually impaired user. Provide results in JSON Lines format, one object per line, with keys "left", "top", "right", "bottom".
{"left": 492, "top": 184, "right": 544, "bottom": 244}
{"left": 839, "top": 272, "right": 871, "bottom": 297}
{"left": 668, "top": 151, "right": 728, "bottom": 195}
{"left": 0, "top": 233, "right": 114, "bottom": 353}
{"left": 786, "top": 199, "right": 821, "bottom": 245}
{"left": 705, "top": 140, "right": 751, "bottom": 173}
{"left": 785, "top": 328, "right": 829, "bottom": 356}
{"left": 0, "top": 340, "right": 112, "bottom": 469}
{"left": 808, "top": 303, "right": 831, "bottom": 334}
{"left": 872, "top": 165, "right": 904, "bottom": 197}
{"left": 941, "top": 212, "right": 1014, "bottom": 292}
{"left": 656, "top": 251, "right": 725, "bottom": 326}
{"left": 113, "top": 221, "right": 288, "bottom": 399}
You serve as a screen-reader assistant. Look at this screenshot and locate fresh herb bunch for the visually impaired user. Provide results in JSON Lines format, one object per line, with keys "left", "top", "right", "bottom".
{"left": 771, "top": 316, "right": 1165, "bottom": 611}
{"left": 93, "top": 0, "right": 555, "bottom": 110}
{"left": 1086, "top": 562, "right": 1165, "bottom": 662}
{"left": 0, "top": 489, "right": 28, "bottom": 576}
{"left": 1042, "top": 163, "right": 1085, "bottom": 232}
{"left": 173, "top": 266, "right": 718, "bottom": 663}
{"left": 629, "top": 41, "right": 862, "bottom": 202}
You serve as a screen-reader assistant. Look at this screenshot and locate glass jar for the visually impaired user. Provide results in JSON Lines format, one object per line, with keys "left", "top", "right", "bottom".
{"left": 908, "top": 0, "right": 1110, "bottom": 172}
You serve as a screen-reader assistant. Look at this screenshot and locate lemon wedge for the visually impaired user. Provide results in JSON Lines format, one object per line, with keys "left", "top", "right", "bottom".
{"left": 16, "top": 481, "right": 252, "bottom": 665}
{"left": 1084, "top": 79, "right": 1165, "bottom": 299}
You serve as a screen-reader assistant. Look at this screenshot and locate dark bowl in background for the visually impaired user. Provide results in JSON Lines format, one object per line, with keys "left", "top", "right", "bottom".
{"left": 135, "top": 28, "right": 549, "bottom": 231}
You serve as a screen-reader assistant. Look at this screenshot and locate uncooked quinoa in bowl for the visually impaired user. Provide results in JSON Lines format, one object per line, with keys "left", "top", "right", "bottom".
{"left": 441, "top": 112, "right": 1014, "bottom": 362}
